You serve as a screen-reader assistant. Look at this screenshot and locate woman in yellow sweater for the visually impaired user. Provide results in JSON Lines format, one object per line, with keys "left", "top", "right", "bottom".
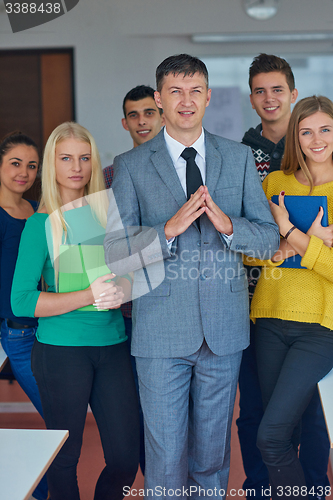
{"left": 249, "top": 95, "right": 333, "bottom": 500}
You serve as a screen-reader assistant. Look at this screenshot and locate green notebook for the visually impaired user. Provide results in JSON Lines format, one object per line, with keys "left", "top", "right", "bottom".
{"left": 58, "top": 244, "right": 112, "bottom": 311}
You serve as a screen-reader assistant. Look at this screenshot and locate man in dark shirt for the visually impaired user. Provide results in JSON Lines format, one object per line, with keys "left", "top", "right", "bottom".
{"left": 104, "top": 85, "right": 164, "bottom": 322}
{"left": 104, "top": 84, "right": 163, "bottom": 186}
{"left": 103, "top": 85, "right": 163, "bottom": 476}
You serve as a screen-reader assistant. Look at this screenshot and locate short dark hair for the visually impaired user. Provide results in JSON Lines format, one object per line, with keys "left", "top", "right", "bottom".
{"left": 0, "top": 131, "right": 39, "bottom": 166}
{"left": 122, "top": 85, "right": 162, "bottom": 117}
{"left": 156, "top": 54, "right": 209, "bottom": 93}
{"left": 249, "top": 53, "right": 295, "bottom": 92}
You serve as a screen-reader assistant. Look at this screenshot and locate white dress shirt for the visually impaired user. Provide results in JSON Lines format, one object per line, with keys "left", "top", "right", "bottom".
{"left": 163, "top": 127, "right": 233, "bottom": 246}
{"left": 164, "top": 127, "right": 206, "bottom": 196}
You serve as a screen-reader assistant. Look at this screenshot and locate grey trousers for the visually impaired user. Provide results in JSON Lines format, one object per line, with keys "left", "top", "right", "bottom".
{"left": 136, "top": 340, "right": 242, "bottom": 500}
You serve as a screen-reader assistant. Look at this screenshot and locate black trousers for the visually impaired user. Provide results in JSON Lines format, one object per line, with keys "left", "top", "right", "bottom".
{"left": 255, "top": 318, "right": 333, "bottom": 500}
{"left": 32, "top": 340, "right": 140, "bottom": 500}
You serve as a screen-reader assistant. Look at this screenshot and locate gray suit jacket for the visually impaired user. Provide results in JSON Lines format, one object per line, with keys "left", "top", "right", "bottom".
{"left": 104, "top": 129, "right": 279, "bottom": 358}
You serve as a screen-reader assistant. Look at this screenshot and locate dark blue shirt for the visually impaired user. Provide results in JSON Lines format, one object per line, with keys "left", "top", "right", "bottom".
{"left": 0, "top": 201, "right": 38, "bottom": 325}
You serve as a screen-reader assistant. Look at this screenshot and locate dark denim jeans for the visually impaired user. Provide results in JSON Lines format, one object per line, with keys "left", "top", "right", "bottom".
{"left": 1, "top": 319, "right": 48, "bottom": 500}
{"left": 255, "top": 318, "right": 333, "bottom": 500}
{"left": 124, "top": 316, "right": 145, "bottom": 475}
{"left": 237, "top": 321, "right": 330, "bottom": 499}
{"left": 237, "top": 323, "right": 270, "bottom": 499}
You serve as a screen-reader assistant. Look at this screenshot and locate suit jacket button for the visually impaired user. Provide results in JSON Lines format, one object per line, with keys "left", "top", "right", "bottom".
{"left": 197, "top": 241, "right": 201, "bottom": 247}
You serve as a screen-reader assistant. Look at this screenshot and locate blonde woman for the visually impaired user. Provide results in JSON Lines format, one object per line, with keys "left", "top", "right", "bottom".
{"left": 248, "top": 96, "right": 333, "bottom": 500}
{"left": 11, "top": 122, "right": 139, "bottom": 500}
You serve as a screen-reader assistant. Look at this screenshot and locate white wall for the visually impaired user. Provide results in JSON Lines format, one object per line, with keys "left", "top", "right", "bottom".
{"left": 1, "top": 0, "right": 333, "bottom": 164}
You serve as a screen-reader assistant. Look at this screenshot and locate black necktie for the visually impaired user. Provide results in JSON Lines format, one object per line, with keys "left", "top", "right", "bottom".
{"left": 181, "top": 147, "right": 203, "bottom": 201}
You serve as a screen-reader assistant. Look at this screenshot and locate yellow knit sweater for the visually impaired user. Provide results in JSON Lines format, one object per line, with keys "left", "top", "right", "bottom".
{"left": 248, "top": 170, "right": 333, "bottom": 331}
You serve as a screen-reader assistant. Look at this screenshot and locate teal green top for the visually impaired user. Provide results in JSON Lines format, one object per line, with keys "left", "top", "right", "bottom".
{"left": 11, "top": 205, "right": 126, "bottom": 347}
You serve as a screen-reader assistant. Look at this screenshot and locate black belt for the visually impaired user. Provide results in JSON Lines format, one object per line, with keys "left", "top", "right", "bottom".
{"left": 6, "top": 319, "right": 31, "bottom": 329}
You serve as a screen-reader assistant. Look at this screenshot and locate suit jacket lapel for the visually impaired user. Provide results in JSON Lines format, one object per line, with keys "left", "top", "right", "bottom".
{"left": 150, "top": 131, "right": 187, "bottom": 209}
{"left": 148, "top": 130, "right": 223, "bottom": 233}
{"left": 205, "top": 131, "right": 223, "bottom": 196}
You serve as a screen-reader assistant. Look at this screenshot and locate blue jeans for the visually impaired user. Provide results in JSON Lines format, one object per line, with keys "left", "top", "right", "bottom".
{"left": 1, "top": 319, "right": 48, "bottom": 500}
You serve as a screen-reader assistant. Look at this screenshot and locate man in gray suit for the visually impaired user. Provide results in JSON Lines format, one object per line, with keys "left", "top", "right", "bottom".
{"left": 104, "top": 54, "right": 279, "bottom": 499}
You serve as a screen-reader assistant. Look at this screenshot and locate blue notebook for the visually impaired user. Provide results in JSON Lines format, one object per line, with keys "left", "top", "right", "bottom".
{"left": 271, "top": 195, "right": 329, "bottom": 269}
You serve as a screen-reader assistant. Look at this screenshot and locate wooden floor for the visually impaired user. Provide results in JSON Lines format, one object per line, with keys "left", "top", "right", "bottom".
{"left": 0, "top": 379, "right": 331, "bottom": 500}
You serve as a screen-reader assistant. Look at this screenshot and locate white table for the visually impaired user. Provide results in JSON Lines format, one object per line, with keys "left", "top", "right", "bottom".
{"left": 0, "top": 428, "right": 68, "bottom": 500}
{"left": 0, "top": 345, "right": 7, "bottom": 371}
{"left": 318, "top": 368, "right": 333, "bottom": 473}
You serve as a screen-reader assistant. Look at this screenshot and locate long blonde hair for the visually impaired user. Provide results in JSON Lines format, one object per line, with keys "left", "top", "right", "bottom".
{"left": 39, "top": 122, "right": 108, "bottom": 285}
{"left": 281, "top": 95, "right": 333, "bottom": 193}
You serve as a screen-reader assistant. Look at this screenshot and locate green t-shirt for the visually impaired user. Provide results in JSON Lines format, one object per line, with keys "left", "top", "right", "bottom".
{"left": 11, "top": 205, "right": 126, "bottom": 347}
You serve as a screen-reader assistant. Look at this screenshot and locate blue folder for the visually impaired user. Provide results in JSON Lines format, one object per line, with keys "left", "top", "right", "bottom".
{"left": 271, "top": 195, "right": 329, "bottom": 269}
